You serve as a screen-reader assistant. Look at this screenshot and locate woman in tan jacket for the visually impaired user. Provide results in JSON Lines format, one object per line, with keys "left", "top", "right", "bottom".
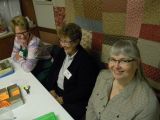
{"left": 86, "top": 40, "right": 160, "bottom": 120}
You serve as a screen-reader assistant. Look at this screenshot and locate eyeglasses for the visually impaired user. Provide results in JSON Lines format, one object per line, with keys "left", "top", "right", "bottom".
{"left": 108, "top": 58, "right": 135, "bottom": 65}
{"left": 15, "top": 31, "right": 28, "bottom": 38}
{"left": 59, "top": 40, "right": 72, "bottom": 46}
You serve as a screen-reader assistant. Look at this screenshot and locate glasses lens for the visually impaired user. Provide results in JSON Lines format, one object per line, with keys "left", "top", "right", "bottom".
{"left": 15, "top": 31, "right": 28, "bottom": 38}
{"left": 60, "top": 40, "right": 72, "bottom": 46}
{"left": 108, "top": 58, "right": 134, "bottom": 65}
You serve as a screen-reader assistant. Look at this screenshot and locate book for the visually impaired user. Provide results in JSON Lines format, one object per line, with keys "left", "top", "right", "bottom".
{"left": 0, "top": 84, "right": 24, "bottom": 114}
{"left": 0, "top": 60, "right": 14, "bottom": 78}
{"left": 34, "top": 112, "right": 58, "bottom": 120}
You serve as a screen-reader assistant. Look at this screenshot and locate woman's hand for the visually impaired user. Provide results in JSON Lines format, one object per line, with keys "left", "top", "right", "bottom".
{"left": 50, "top": 90, "right": 57, "bottom": 98}
{"left": 15, "top": 53, "right": 22, "bottom": 61}
{"left": 50, "top": 90, "right": 63, "bottom": 104}
{"left": 57, "top": 96, "right": 63, "bottom": 104}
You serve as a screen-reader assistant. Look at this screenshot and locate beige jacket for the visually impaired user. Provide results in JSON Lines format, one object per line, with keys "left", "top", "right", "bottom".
{"left": 86, "top": 70, "right": 160, "bottom": 120}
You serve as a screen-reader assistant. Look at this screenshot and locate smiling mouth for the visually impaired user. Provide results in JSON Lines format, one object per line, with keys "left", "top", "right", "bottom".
{"left": 114, "top": 70, "right": 124, "bottom": 74}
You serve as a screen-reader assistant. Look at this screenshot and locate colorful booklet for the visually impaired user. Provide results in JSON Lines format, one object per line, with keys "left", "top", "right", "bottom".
{"left": 0, "top": 60, "right": 14, "bottom": 78}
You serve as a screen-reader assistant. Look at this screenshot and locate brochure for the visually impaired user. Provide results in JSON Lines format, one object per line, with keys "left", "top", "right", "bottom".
{"left": 0, "top": 60, "right": 14, "bottom": 78}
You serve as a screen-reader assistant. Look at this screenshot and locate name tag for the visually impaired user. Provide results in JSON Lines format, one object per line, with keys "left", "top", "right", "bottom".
{"left": 63, "top": 69, "right": 72, "bottom": 79}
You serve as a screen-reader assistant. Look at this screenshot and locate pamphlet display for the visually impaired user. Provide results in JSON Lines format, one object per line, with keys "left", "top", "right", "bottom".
{"left": 0, "top": 84, "right": 24, "bottom": 114}
{"left": 0, "top": 60, "right": 14, "bottom": 78}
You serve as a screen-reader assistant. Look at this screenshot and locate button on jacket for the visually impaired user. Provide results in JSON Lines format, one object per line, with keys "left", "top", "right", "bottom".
{"left": 86, "top": 70, "right": 160, "bottom": 120}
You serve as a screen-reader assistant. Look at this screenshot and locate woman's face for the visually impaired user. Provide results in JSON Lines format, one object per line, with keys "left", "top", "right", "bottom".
{"left": 15, "top": 26, "right": 29, "bottom": 45}
{"left": 60, "top": 37, "right": 79, "bottom": 56}
{"left": 108, "top": 54, "right": 138, "bottom": 82}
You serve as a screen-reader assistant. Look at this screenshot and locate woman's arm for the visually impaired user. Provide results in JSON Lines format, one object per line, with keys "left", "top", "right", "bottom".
{"left": 11, "top": 38, "right": 21, "bottom": 62}
{"left": 86, "top": 70, "right": 108, "bottom": 120}
{"left": 134, "top": 92, "right": 160, "bottom": 120}
{"left": 85, "top": 92, "right": 97, "bottom": 120}
{"left": 17, "top": 37, "right": 40, "bottom": 72}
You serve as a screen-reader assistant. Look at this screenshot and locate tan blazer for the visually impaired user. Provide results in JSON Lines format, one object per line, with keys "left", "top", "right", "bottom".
{"left": 86, "top": 70, "right": 160, "bottom": 120}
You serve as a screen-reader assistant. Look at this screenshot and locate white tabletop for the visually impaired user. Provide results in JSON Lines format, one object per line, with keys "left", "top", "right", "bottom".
{"left": 0, "top": 59, "right": 74, "bottom": 120}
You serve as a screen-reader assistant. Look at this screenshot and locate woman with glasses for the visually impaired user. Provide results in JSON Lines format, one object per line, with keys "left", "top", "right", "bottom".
{"left": 86, "top": 40, "right": 159, "bottom": 120}
{"left": 11, "top": 16, "right": 51, "bottom": 80}
{"left": 44, "top": 23, "right": 99, "bottom": 120}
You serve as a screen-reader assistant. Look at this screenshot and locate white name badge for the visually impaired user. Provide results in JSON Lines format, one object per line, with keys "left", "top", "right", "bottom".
{"left": 63, "top": 69, "right": 72, "bottom": 79}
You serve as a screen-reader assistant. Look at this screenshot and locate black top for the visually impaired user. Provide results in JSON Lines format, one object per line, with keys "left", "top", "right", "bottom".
{"left": 43, "top": 45, "right": 99, "bottom": 119}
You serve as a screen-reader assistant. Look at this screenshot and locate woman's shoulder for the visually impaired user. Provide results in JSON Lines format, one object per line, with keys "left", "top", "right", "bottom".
{"left": 77, "top": 46, "right": 90, "bottom": 57}
{"left": 134, "top": 81, "right": 160, "bottom": 120}
{"left": 95, "top": 69, "right": 112, "bottom": 86}
{"left": 141, "top": 81, "right": 158, "bottom": 103}
{"left": 133, "top": 79, "right": 159, "bottom": 112}
{"left": 29, "top": 35, "right": 40, "bottom": 45}
{"left": 77, "top": 46, "right": 99, "bottom": 64}
{"left": 138, "top": 80, "right": 157, "bottom": 100}
{"left": 98, "top": 69, "right": 112, "bottom": 79}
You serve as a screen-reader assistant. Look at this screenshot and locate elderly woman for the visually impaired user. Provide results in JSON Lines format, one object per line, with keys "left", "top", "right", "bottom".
{"left": 86, "top": 40, "right": 160, "bottom": 120}
{"left": 44, "top": 23, "right": 99, "bottom": 120}
{"left": 11, "top": 16, "right": 51, "bottom": 81}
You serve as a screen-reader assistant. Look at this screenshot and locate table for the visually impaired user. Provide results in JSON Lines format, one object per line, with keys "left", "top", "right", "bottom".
{"left": 0, "top": 59, "right": 74, "bottom": 120}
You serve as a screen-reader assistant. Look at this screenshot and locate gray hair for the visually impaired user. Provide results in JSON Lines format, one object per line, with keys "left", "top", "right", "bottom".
{"left": 110, "top": 39, "right": 146, "bottom": 81}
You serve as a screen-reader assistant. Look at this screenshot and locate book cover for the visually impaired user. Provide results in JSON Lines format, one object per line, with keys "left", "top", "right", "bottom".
{"left": 0, "top": 60, "right": 14, "bottom": 78}
{"left": 34, "top": 112, "right": 58, "bottom": 120}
